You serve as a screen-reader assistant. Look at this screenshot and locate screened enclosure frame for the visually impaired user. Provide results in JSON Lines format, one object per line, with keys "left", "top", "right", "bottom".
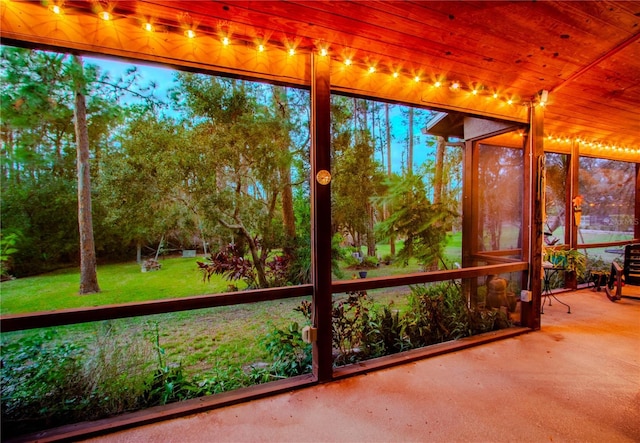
{"left": 1, "top": 2, "right": 639, "bottom": 440}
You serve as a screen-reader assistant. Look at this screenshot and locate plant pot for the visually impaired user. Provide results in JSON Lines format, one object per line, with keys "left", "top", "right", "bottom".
{"left": 358, "top": 271, "right": 368, "bottom": 279}
{"left": 564, "top": 270, "right": 577, "bottom": 290}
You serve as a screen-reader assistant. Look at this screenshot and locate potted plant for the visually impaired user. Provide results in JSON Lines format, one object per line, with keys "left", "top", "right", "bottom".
{"left": 564, "top": 249, "right": 587, "bottom": 289}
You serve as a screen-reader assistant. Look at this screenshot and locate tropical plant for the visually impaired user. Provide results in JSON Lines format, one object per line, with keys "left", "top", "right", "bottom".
{"left": 261, "top": 322, "right": 312, "bottom": 378}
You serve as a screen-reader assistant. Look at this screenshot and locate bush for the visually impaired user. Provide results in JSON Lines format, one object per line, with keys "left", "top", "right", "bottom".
{"left": 260, "top": 322, "right": 312, "bottom": 378}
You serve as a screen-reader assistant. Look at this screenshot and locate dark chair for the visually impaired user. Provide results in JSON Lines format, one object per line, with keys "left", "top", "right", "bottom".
{"left": 605, "top": 243, "right": 640, "bottom": 301}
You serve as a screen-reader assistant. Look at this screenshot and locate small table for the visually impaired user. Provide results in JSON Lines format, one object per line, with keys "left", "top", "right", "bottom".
{"left": 542, "top": 266, "right": 571, "bottom": 314}
{"left": 589, "top": 270, "right": 609, "bottom": 291}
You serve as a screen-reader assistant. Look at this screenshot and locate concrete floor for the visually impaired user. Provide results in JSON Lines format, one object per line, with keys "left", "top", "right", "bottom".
{"left": 88, "top": 288, "right": 640, "bottom": 443}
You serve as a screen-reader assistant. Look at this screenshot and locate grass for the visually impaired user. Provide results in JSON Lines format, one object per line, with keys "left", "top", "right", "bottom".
{"left": 0, "top": 257, "right": 234, "bottom": 315}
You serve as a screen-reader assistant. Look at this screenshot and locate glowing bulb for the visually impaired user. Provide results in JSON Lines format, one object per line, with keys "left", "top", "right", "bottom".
{"left": 258, "top": 44, "right": 265, "bottom": 52}
{"left": 99, "top": 11, "right": 112, "bottom": 21}
{"left": 320, "top": 48, "right": 328, "bottom": 56}
{"left": 493, "top": 93, "right": 499, "bottom": 99}
{"left": 368, "top": 66, "right": 376, "bottom": 74}
{"left": 434, "top": 81, "right": 441, "bottom": 87}
{"left": 414, "top": 75, "right": 420, "bottom": 82}
{"left": 450, "top": 81, "right": 460, "bottom": 90}
{"left": 392, "top": 72, "right": 399, "bottom": 78}
{"left": 507, "top": 99, "right": 513, "bottom": 105}
{"left": 471, "top": 89, "right": 478, "bottom": 95}
{"left": 222, "top": 36, "right": 229, "bottom": 46}
{"left": 185, "top": 29, "right": 196, "bottom": 39}
{"left": 49, "top": 4, "right": 61, "bottom": 14}
{"left": 344, "top": 58, "right": 352, "bottom": 66}
{"left": 289, "top": 48, "right": 296, "bottom": 56}
{"left": 143, "top": 22, "right": 154, "bottom": 32}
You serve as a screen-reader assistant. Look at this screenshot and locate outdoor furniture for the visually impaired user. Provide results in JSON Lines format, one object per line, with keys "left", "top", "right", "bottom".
{"left": 587, "top": 270, "right": 609, "bottom": 292}
{"left": 542, "top": 264, "right": 571, "bottom": 313}
{"left": 604, "top": 243, "right": 640, "bottom": 302}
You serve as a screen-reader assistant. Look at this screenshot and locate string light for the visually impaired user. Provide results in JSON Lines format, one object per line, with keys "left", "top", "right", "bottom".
{"left": 98, "top": 11, "right": 112, "bottom": 21}
{"left": 258, "top": 43, "right": 265, "bottom": 52}
{"left": 544, "top": 133, "right": 639, "bottom": 155}
{"left": 433, "top": 80, "right": 442, "bottom": 88}
{"left": 320, "top": 48, "right": 328, "bottom": 56}
{"left": 143, "top": 22, "right": 154, "bottom": 32}
{"left": 222, "top": 36, "right": 230, "bottom": 45}
{"left": 450, "top": 81, "right": 460, "bottom": 91}
{"left": 288, "top": 47, "right": 296, "bottom": 56}
{"left": 344, "top": 58, "right": 352, "bottom": 66}
{"left": 49, "top": 4, "right": 62, "bottom": 14}
{"left": 392, "top": 71, "right": 399, "bottom": 78}
{"left": 185, "top": 29, "right": 196, "bottom": 39}
{"left": 413, "top": 75, "right": 420, "bottom": 82}
{"left": 368, "top": 66, "right": 376, "bottom": 74}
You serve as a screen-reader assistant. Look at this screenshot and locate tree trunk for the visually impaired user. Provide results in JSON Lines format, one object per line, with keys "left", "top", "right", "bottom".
{"left": 273, "top": 86, "right": 296, "bottom": 256}
{"left": 386, "top": 103, "right": 395, "bottom": 256}
{"left": 74, "top": 55, "right": 100, "bottom": 294}
{"left": 434, "top": 136, "right": 446, "bottom": 204}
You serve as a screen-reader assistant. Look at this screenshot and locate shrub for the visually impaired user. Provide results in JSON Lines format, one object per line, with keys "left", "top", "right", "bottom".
{"left": 1, "top": 331, "right": 92, "bottom": 440}
{"left": 260, "top": 322, "right": 312, "bottom": 378}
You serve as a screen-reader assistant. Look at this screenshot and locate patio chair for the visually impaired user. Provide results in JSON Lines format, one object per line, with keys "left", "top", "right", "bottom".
{"left": 604, "top": 243, "right": 640, "bottom": 302}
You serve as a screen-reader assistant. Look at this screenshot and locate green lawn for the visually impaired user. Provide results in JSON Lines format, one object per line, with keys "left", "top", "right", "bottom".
{"left": 0, "top": 257, "right": 234, "bottom": 315}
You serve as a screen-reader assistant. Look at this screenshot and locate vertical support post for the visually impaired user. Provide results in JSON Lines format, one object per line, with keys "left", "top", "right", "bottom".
{"left": 462, "top": 140, "right": 477, "bottom": 303}
{"left": 522, "top": 104, "right": 544, "bottom": 329}
{"left": 569, "top": 141, "right": 580, "bottom": 249}
{"left": 310, "top": 53, "right": 333, "bottom": 382}
{"left": 635, "top": 163, "right": 640, "bottom": 240}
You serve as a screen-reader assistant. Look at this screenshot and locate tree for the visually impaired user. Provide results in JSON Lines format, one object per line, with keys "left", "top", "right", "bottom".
{"left": 72, "top": 55, "right": 100, "bottom": 294}
{"left": 375, "top": 171, "right": 455, "bottom": 268}
{"left": 330, "top": 96, "right": 385, "bottom": 255}
{"left": 1, "top": 46, "right": 158, "bottom": 277}
{"left": 168, "top": 74, "right": 300, "bottom": 287}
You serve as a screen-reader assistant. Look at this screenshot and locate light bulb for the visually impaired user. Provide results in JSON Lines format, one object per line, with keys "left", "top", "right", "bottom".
{"left": 289, "top": 48, "right": 296, "bottom": 56}
{"left": 368, "top": 66, "right": 376, "bottom": 74}
{"left": 344, "top": 58, "right": 352, "bottom": 66}
{"left": 143, "top": 22, "right": 154, "bottom": 32}
{"left": 222, "top": 36, "right": 229, "bottom": 46}
{"left": 99, "top": 11, "right": 111, "bottom": 21}
{"left": 320, "top": 48, "right": 328, "bottom": 56}
{"left": 49, "top": 4, "right": 61, "bottom": 14}
{"left": 185, "top": 29, "right": 196, "bottom": 39}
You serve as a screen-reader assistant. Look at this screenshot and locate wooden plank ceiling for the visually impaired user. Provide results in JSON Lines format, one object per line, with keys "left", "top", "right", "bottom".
{"left": 3, "top": 0, "right": 640, "bottom": 157}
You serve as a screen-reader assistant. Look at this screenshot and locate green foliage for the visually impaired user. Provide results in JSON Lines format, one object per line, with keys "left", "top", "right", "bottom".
{"left": 143, "top": 321, "right": 204, "bottom": 405}
{"left": 0, "top": 232, "right": 18, "bottom": 279}
{"left": 260, "top": 322, "right": 312, "bottom": 378}
{"left": 1, "top": 331, "right": 93, "bottom": 439}
{"left": 331, "top": 283, "right": 511, "bottom": 366}
{"left": 374, "top": 172, "right": 456, "bottom": 268}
